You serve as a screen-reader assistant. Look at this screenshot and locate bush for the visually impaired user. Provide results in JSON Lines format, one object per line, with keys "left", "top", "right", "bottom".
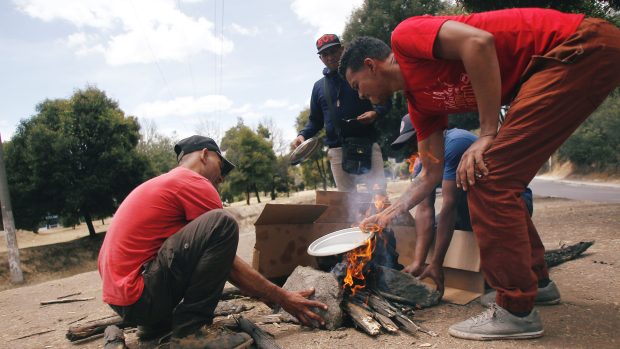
{"left": 559, "top": 93, "right": 620, "bottom": 172}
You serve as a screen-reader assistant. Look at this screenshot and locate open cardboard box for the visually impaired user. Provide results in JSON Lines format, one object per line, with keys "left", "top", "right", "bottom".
{"left": 253, "top": 190, "right": 483, "bottom": 305}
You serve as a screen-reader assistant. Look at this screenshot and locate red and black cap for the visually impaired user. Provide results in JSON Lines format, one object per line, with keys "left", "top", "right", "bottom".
{"left": 316, "top": 34, "right": 341, "bottom": 54}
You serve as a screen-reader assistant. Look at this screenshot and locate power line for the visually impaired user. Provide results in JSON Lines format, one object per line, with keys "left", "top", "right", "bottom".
{"left": 175, "top": 0, "right": 197, "bottom": 99}
{"left": 213, "top": 0, "right": 218, "bottom": 96}
{"left": 219, "top": 0, "right": 225, "bottom": 98}
{"left": 129, "top": 0, "right": 174, "bottom": 101}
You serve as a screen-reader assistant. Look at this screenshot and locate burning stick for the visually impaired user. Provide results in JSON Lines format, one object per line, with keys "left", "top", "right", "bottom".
{"left": 373, "top": 313, "right": 399, "bottom": 333}
{"left": 345, "top": 302, "right": 381, "bottom": 336}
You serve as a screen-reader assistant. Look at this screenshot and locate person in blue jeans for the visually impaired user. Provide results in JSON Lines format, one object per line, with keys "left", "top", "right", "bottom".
{"left": 391, "top": 115, "right": 533, "bottom": 297}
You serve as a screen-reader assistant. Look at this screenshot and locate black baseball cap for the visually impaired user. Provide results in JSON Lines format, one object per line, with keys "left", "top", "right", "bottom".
{"left": 174, "top": 135, "right": 235, "bottom": 176}
{"left": 316, "top": 34, "right": 341, "bottom": 54}
{"left": 390, "top": 114, "right": 416, "bottom": 150}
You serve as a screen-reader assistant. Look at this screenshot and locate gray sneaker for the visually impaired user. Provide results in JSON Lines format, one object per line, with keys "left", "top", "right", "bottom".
{"left": 480, "top": 280, "right": 561, "bottom": 307}
{"left": 448, "top": 304, "right": 544, "bottom": 340}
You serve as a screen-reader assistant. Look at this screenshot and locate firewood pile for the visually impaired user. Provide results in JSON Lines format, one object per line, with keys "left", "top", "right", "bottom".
{"left": 343, "top": 288, "right": 437, "bottom": 337}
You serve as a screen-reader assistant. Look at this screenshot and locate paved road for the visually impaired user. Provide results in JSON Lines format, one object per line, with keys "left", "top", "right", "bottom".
{"left": 529, "top": 177, "right": 620, "bottom": 203}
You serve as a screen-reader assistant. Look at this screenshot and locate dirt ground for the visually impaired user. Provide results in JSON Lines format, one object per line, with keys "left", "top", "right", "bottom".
{"left": 0, "top": 181, "right": 619, "bottom": 349}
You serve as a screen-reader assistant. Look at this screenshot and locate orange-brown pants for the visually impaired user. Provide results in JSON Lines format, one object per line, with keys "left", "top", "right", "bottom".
{"left": 468, "top": 18, "right": 620, "bottom": 313}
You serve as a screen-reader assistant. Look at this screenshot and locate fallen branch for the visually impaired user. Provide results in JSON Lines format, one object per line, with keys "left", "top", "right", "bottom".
{"left": 235, "top": 316, "right": 282, "bottom": 349}
{"left": 9, "top": 329, "right": 54, "bottom": 341}
{"left": 66, "top": 316, "right": 131, "bottom": 342}
{"left": 41, "top": 297, "right": 95, "bottom": 305}
{"left": 57, "top": 292, "right": 82, "bottom": 299}
{"left": 545, "top": 241, "right": 595, "bottom": 268}
{"left": 68, "top": 315, "right": 88, "bottom": 325}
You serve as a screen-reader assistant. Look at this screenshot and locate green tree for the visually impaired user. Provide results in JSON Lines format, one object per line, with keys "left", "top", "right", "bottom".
{"left": 5, "top": 87, "right": 150, "bottom": 237}
{"left": 137, "top": 119, "right": 178, "bottom": 177}
{"left": 342, "top": 0, "right": 447, "bottom": 160}
{"left": 294, "top": 108, "right": 333, "bottom": 190}
{"left": 342, "top": 0, "right": 447, "bottom": 45}
{"left": 558, "top": 93, "right": 620, "bottom": 171}
{"left": 220, "top": 120, "right": 277, "bottom": 205}
{"left": 458, "top": 0, "right": 620, "bottom": 25}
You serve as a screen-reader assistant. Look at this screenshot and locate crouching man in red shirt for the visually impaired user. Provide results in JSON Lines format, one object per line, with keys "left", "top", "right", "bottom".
{"left": 339, "top": 8, "right": 620, "bottom": 341}
{"left": 98, "top": 135, "right": 326, "bottom": 348}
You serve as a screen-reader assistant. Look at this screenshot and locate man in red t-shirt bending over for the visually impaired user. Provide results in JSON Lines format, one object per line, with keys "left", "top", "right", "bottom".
{"left": 339, "top": 8, "right": 620, "bottom": 340}
{"left": 98, "top": 135, "right": 326, "bottom": 348}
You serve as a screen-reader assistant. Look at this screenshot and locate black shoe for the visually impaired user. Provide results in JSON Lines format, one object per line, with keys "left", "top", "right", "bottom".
{"left": 137, "top": 321, "right": 173, "bottom": 341}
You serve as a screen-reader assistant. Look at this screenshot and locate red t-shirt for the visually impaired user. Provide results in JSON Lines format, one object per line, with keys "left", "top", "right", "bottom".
{"left": 391, "top": 8, "right": 584, "bottom": 141}
{"left": 98, "top": 167, "right": 223, "bottom": 306}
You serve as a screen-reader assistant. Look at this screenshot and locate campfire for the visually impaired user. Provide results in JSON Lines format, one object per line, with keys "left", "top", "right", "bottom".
{"left": 329, "top": 189, "right": 440, "bottom": 337}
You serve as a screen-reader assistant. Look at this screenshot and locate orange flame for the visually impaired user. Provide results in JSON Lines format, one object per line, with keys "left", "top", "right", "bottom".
{"left": 342, "top": 235, "right": 376, "bottom": 295}
{"left": 405, "top": 153, "right": 419, "bottom": 174}
{"left": 405, "top": 152, "right": 441, "bottom": 174}
{"left": 342, "top": 190, "right": 389, "bottom": 295}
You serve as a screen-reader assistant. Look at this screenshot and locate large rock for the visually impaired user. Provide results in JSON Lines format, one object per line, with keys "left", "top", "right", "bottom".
{"left": 368, "top": 265, "right": 441, "bottom": 308}
{"left": 279, "top": 266, "right": 344, "bottom": 329}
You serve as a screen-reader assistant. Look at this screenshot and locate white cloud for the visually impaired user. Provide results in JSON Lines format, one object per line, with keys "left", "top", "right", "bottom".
{"left": 64, "top": 32, "right": 105, "bottom": 56}
{"left": 133, "top": 95, "right": 233, "bottom": 119}
{"left": 262, "top": 99, "right": 290, "bottom": 109}
{"left": 230, "top": 23, "right": 259, "bottom": 36}
{"left": 230, "top": 104, "right": 262, "bottom": 121}
{"left": 287, "top": 103, "right": 302, "bottom": 111}
{"left": 15, "top": 0, "right": 233, "bottom": 65}
{"left": 291, "top": 0, "right": 364, "bottom": 38}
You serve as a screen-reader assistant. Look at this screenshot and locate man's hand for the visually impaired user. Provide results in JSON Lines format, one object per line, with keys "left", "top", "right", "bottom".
{"left": 360, "top": 211, "right": 393, "bottom": 231}
{"left": 356, "top": 111, "right": 378, "bottom": 125}
{"left": 456, "top": 135, "right": 494, "bottom": 191}
{"left": 418, "top": 263, "right": 445, "bottom": 298}
{"left": 278, "top": 288, "right": 327, "bottom": 327}
{"left": 291, "top": 135, "right": 305, "bottom": 150}
{"left": 403, "top": 261, "right": 425, "bottom": 277}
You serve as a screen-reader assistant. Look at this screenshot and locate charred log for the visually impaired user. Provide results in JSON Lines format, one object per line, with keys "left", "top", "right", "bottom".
{"left": 545, "top": 241, "right": 594, "bottom": 268}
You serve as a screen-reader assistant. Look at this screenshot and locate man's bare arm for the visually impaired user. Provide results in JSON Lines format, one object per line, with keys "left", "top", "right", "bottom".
{"left": 434, "top": 20, "right": 500, "bottom": 189}
{"left": 430, "top": 180, "right": 461, "bottom": 267}
{"left": 404, "top": 195, "right": 435, "bottom": 276}
{"left": 361, "top": 131, "right": 444, "bottom": 228}
{"left": 417, "top": 180, "right": 461, "bottom": 296}
{"left": 228, "top": 256, "right": 327, "bottom": 326}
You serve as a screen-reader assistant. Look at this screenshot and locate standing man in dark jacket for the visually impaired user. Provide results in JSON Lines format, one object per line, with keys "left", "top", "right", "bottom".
{"left": 292, "top": 34, "right": 389, "bottom": 192}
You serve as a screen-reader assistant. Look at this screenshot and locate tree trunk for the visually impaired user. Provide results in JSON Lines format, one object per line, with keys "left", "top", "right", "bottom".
{"left": 254, "top": 185, "right": 261, "bottom": 204}
{"left": 82, "top": 209, "right": 96, "bottom": 238}
{"left": 0, "top": 134, "right": 24, "bottom": 284}
{"left": 245, "top": 190, "right": 250, "bottom": 205}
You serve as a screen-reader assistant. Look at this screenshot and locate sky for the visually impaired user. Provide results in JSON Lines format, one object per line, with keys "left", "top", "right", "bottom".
{"left": 0, "top": 0, "right": 365, "bottom": 146}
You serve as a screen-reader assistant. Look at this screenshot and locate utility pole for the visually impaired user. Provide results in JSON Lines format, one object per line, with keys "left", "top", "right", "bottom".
{"left": 0, "top": 133, "right": 24, "bottom": 283}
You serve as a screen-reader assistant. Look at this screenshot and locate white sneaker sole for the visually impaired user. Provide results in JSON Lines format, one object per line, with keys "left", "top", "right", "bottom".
{"left": 448, "top": 328, "right": 544, "bottom": 341}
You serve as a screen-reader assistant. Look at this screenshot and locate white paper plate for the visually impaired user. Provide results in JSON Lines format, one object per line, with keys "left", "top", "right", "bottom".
{"left": 307, "top": 227, "right": 374, "bottom": 256}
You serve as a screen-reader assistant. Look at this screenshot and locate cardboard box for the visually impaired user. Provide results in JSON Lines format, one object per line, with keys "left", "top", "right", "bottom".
{"left": 253, "top": 190, "right": 484, "bottom": 305}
